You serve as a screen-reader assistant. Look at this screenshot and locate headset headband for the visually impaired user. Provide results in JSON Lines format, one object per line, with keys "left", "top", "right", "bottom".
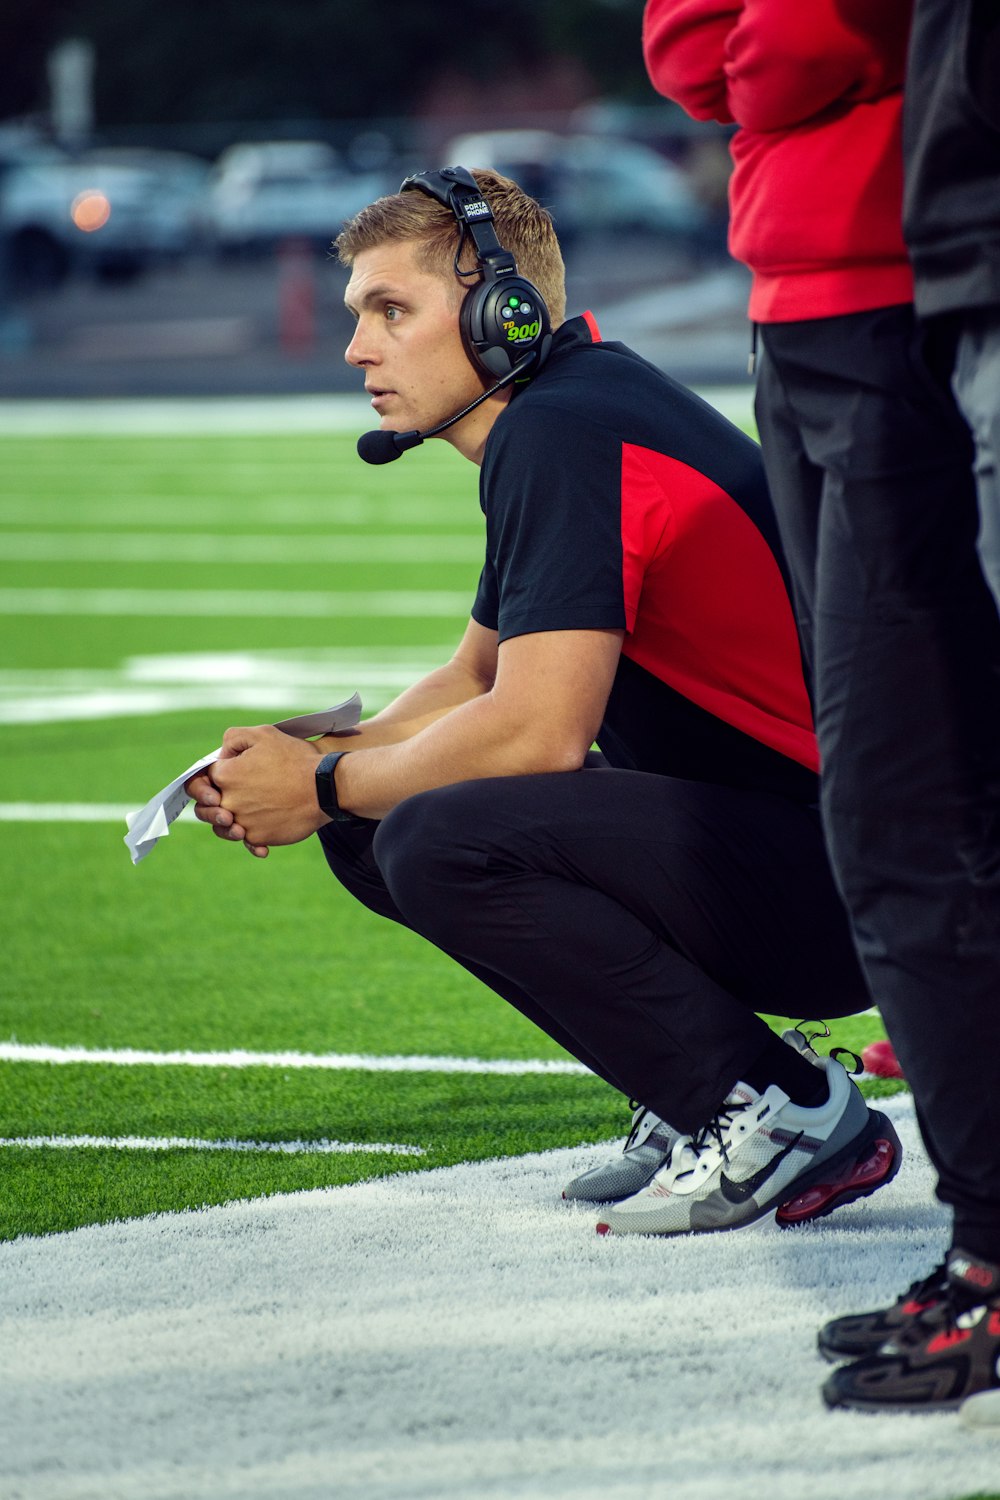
{"left": 400, "top": 166, "right": 517, "bottom": 280}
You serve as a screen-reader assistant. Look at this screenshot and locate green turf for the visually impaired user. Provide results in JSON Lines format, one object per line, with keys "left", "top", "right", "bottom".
{"left": 0, "top": 426, "right": 908, "bottom": 1244}
{"left": 0, "top": 1065, "right": 623, "bottom": 1240}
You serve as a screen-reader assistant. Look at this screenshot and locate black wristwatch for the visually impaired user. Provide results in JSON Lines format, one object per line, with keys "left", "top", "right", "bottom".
{"left": 315, "top": 750, "right": 361, "bottom": 822}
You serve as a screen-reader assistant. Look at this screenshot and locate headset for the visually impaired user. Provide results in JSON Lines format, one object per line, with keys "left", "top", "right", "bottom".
{"left": 357, "top": 165, "right": 552, "bottom": 465}
{"left": 402, "top": 164, "right": 552, "bottom": 380}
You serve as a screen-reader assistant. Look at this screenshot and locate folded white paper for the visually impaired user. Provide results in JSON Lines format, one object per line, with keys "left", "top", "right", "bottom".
{"left": 124, "top": 692, "right": 362, "bottom": 865}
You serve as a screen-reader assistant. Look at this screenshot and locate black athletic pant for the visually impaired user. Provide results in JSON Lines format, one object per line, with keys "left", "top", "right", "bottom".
{"left": 756, "top": 305, "right": 1000, "bottom": 1253}
{"left": 319, "top": 767, "right": 869, "bottom": 1133}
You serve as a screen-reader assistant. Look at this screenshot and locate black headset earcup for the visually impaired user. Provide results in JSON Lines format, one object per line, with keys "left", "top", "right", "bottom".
{"left": 460, "top": 276, "right": 551, "bottom": 380}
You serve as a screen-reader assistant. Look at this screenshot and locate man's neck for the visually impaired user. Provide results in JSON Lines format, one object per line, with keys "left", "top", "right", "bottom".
{"left": 445, "top": 383, "right": 515, "bottom": 467}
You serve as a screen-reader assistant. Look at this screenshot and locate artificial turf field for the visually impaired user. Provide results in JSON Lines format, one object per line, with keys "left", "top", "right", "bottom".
{"left": 6, "top": 409, "right": 1000, "bottom": 1500}
{"left": 0, "top": 414, "right": 904, "bottom": 1246}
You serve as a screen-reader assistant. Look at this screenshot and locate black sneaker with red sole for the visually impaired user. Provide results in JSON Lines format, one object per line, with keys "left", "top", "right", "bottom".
{"left": 822, "top": 1249, "right": 1000, "bottom": 1413}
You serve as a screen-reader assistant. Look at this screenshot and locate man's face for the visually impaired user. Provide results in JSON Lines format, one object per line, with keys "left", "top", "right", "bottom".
{"left": 344, "top": 240, "right": 482, "bottom": 436}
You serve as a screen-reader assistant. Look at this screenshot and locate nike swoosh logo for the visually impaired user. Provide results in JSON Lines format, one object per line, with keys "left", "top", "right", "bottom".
{"left": 719, "top": 1131, "right": 805, "bottom": 1204}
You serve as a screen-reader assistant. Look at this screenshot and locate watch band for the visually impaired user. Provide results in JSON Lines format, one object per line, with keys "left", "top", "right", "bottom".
{"left": 315, "top": 750, "right": 360, "bottom": 823}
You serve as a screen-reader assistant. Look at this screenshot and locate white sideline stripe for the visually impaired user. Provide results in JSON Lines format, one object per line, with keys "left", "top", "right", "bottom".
{"left": 0, "top": 395, "right": 374, "bottom": 435}
{"left": 0, "top": 498, "right": 469, "bottom": 527}
{"left": 0, "top": 1134, "right": 424, "bottom": 1156}
{"left": 0, "top": 1042, "right": 589, "bottom": 1075}
{"left": 0, "top": 588, "right": 471, "bottom": 618}
{"left": 0, "top": 532, "right": 483, "bottom": 564}
{"left": 0, "top": 802, "right": 189, "bottom": 822}
{"left": 0, "top": 387, "right": 753, "bottom": 435}
{"left": 6, "top": 1098, "right": 998, "bottom": 1500}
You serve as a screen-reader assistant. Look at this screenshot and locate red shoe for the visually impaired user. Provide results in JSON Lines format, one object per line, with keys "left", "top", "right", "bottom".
{"left": 861, "top": 1039, "right": 905, "bottom": 1079}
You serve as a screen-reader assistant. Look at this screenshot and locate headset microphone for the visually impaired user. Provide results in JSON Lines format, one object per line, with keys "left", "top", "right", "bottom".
{"left": 357, "top": 355, "right": 533, "bottom": 465}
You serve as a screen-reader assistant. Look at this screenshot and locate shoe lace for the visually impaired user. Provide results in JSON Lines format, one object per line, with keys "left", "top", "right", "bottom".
{"left": 793, "top": 1019, "right": 863, "bottom": 1075}
{"left": 624, "top": 1101, "right": 646, "bottom": 1150}
{"left": 675, "top": 1096, "right": 753, "bottom": 1178}
{"left": 793, "top": 1019, "right": 831, "bottom": 1052}
{"left": 895, "top": 1262, "right": 961, "bottom": 1333}
{"left": 908, "top": 1262, "right": 948, "bottom": 1303}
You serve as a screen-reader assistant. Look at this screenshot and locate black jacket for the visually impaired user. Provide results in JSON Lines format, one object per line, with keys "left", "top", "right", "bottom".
{"left": 904, "top": 0, "right": 1000, "bottom": 317}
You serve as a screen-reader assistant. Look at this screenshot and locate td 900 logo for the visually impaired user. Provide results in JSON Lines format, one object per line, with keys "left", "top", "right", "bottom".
{"left": 505, "top": 319, "right": 541, "bottom": 343}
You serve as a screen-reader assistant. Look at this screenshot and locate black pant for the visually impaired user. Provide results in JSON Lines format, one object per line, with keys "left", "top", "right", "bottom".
{"left": 756, "top": 305, "right": 1000, "bottom": 1248}
{"left": 319, "top": 768, "right": 869, "bottom": 1133}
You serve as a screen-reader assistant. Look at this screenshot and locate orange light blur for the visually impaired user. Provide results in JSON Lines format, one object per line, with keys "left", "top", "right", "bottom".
{"left": 71, "top": 190, "right": 112, "bottom": 233}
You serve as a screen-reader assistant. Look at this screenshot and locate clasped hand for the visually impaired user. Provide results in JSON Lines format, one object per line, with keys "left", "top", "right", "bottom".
{"left": 186, "top": 724, "right": 327, "bottom": 858}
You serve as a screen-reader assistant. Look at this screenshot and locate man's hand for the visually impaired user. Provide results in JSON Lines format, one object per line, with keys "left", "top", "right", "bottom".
{"left": 187, "top": 726, "right": 328, "bottom": 856}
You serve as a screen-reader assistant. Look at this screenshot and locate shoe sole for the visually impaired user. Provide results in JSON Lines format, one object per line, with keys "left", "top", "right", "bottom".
{"left": 822, "top": 1388, "right": 966, "bottom": 1414}
{"left": 775, "top": 1111, "right": 902, "bottom": 1228}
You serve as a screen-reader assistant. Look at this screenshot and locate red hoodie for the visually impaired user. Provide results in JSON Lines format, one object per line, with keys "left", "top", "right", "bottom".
{"left": 643, "top": 0, "right": 915, "bottom": 321}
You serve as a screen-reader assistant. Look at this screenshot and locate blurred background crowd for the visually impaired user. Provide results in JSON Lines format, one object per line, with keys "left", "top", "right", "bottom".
{"left": 0, "top": 0, "right": 749, "bottom": 399}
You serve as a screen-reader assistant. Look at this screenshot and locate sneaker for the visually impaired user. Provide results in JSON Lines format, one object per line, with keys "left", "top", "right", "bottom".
{"left": 822, "top": 1248, "right": 1000, "bottom": 1412}
{"left": 563, "top": 1103, "right": 679, "bottom": 1203}
{"left": 595, "top": 1054, "right": 897, "bottom": 1238}
{"left": 564, "top": 1025, "right": 831, "bottom": 1205}
{"left": 817, "top": 1262, "right": 948, "bottom": 1362}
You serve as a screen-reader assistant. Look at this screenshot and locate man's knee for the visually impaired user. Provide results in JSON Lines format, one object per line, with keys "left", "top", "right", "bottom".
{"left": 373, "top": 784, "right": 488, "bottom": 936}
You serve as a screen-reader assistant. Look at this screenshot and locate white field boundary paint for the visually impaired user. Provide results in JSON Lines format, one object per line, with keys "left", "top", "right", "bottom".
{"left": 3, "top": 1096, "right": 999, "bottom": 1500}
{"left": 0, "top": 394, "right": 374, "bottom": 435}
{"left": 0, "top": 803, "right": 186, "bottom": 822}
{"left": 0, "top": 532, "right": 484, "bottom": 564}
{"left": 0, "top": 588, "right": 472, "bottom": 618}
{"left": 0, "top": 386, "right": 754, "bottom": 437}
{"left": 0, "top": 648, "right": 450, "bottom": 725}
{"left": 0, "top": 1135, "right": 424, "bottom": 1156}
{"left": 0, "top": 497, "right": 471, "bottom": 527}
{"left": 0, "top": 1042, "right": 589, "bottom": 1075}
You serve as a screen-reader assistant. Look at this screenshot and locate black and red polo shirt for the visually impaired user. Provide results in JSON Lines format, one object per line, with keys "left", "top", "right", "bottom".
{"left": 471, "top": 312, "right": 818, "bottom": 802}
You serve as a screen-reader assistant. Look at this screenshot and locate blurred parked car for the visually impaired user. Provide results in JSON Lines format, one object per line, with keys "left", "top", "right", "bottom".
{"left": 442, "top": 130, "right": 715, "bottom": 248}
{"left": 208, "top": 140, "right": 393, "bottom": 256}
{"left": 0, "top": 147, "right": 210, "bottom": 293}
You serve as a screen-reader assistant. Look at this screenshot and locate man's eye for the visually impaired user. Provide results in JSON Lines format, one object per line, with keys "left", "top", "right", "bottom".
{"left": 385, "top": 306, "right": 401, "bottom": 321}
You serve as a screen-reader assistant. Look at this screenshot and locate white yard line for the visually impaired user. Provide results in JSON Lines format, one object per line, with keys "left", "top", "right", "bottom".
{"left": 0, "top": 395, "right": 373, "bottom": 435}
{"left": 0, "top": 587, "right": 472, "bottom": 617}
{"left": 0, "top": 648, "right": 448, "bottom": 726}
{"left": 0, "top": 497, "right": 469, "bottom": 527}
{"left": 0, "top": 1135, "right": 424, "bottom": 1156}
{"left": 2, "top": 1096, "right": 996, "bottom": 1500}
{"left": 0, "top": 388, "right": 756, "bottom": 437}
{"left": 0, "top": 532, "right": 482, "bottom": 563}
{"left": 0, "top": 1042, "right": 588, "bottom": 1075}
{"left": 0, "top": 803, "right": 175, "bottom": 822}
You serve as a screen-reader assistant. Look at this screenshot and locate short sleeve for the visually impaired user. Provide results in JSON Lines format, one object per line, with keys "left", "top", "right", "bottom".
{"left": 471, "top": 555, "right": 499, "bottom": 631}
{"left": 481, "top": 403, "right": 629, "bottom": 643}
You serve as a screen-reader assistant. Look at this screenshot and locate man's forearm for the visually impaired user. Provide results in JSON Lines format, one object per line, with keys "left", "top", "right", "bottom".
{"left": 332, "top": 691, "right": 585, "bottom": 821}
{"left": 315, "top": 656, "right": 493, "bottom": 753}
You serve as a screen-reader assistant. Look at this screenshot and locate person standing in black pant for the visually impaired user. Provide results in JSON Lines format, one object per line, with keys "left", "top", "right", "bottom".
{"left": 820, "top": 0, "right": 1000, "bottom": 1419}
{"left": 645, "top": 0, "right": 1000, "bottom": 1413}
{"left": 186, "top": 166, "right": 901, "bottom": 1243}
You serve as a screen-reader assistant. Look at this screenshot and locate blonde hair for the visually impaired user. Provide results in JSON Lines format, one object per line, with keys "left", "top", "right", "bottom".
{"left": 336, "top": 167, "right": 566, "bottom": 327}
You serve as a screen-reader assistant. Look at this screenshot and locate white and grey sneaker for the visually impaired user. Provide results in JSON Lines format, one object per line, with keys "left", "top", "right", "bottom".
{"left": 565, "top": 1026, "right": 827, "bottom": 1205}
{"left": 595, "top": 1054, "right": 893, "bottom": 1237}
{"left": 562, "top": 1103, "right": 679, "bottom": 1203}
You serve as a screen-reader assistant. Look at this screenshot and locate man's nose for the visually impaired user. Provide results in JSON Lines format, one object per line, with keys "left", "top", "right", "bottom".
{"left": 345, "top": 323, "right": 374, "bottom": 367}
